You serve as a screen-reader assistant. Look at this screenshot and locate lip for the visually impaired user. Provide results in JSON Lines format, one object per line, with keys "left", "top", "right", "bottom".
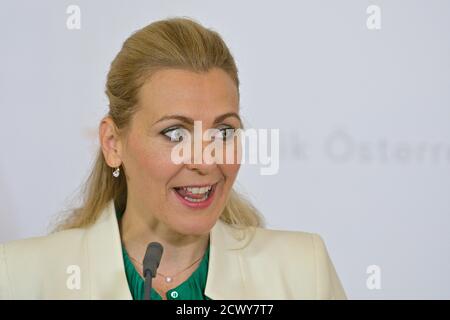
{"left": 174, "top": 183, "right": 217, "bottom": 188}
{"left": 172, "top": 182, "right": 218, "bottom": 209}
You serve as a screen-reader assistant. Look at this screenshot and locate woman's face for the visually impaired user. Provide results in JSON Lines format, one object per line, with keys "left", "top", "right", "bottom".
{"left": 119, "top": 67, "right": 241, "bottom": 236}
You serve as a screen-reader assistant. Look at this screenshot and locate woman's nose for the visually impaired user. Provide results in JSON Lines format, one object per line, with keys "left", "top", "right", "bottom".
{"left": 185, "top": 139, "right": 218, "bottom": 173}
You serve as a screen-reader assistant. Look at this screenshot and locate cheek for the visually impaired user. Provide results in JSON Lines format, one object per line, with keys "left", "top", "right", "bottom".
{"left": 142, "top": 154, "right": 175, "bottom": 183}
{"left": 127, "top": 135, "right": 178, "bottom": 185}
{"left": 221, "top": 163, "right": 240, "bottom": 184}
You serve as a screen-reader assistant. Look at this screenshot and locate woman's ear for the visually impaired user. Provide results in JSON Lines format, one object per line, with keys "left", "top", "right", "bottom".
{"left": 99, "top": 116, "right": 123, "bottom": 167}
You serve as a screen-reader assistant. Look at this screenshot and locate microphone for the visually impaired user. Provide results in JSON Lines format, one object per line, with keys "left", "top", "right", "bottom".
{"left": 143, "top": 242, "right": 164, "bottom": 300}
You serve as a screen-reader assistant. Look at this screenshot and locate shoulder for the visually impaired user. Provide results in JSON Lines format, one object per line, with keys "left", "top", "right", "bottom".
{"left": 1, "top": 227, "right": 87, "bottom": 258}
{"left": 0, "top": 228, "right": 88, "bottom": 299}
{"left": 242, "top": 226, "right": 347, "bottom": 299}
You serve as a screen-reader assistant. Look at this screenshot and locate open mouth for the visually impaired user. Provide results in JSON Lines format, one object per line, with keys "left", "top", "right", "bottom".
{"left": 173, "top": 183, "right": 216, "bottom": 202}
{"left": 172, "top": 182, "right": 219, "bottom": 208}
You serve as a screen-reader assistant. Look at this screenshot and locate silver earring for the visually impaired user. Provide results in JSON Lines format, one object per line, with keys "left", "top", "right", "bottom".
{"left": 112, "top": 167, "right": 120, "bottom": 178}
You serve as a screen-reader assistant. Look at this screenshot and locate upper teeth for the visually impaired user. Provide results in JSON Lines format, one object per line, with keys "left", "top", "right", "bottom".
{"left": 181, "top": 186, "right": 212, "bottom": 194}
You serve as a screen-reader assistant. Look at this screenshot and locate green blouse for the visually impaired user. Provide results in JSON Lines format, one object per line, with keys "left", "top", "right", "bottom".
{"left": 116, "top": 208, "right": 212, "bottom": 300}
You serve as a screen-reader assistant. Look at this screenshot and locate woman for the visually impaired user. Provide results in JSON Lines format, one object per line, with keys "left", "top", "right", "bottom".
{"left": 0, "top": 17, "right": 346, "bottom": 300}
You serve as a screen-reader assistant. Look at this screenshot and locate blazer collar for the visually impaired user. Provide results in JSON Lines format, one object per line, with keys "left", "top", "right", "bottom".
{"left": 85, "top": 200, "right": 255, "bottom": 300}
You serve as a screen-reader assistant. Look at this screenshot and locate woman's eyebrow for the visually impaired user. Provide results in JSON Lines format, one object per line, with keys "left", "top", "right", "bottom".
{"left": 153, "top": 112, "right": 242, "bottom": 126}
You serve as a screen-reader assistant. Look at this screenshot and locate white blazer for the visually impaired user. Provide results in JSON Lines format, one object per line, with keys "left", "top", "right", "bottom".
{"left": 0, "top": 200, "right": 347, "bottom": 299}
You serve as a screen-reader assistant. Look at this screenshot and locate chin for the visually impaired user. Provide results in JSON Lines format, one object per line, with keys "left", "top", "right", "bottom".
{"left": 170, "top": 218, "right": 217, "bottom": 237}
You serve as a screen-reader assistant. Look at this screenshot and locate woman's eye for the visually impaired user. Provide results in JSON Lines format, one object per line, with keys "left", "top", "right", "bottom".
{"left": 215, "top": 127, "right": 235, "bottom": 141}
{"left": 161, "top": 126, "right": 235, "bottom": 142}
{"left": 162, "top": 127, "right": 188, "bottom": 142}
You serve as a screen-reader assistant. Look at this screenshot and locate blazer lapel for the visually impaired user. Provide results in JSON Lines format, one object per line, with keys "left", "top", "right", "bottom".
{"left": 205, "top": 220, "right": 255, "bottom": 299}
{"left": 86, "top": 200, "right": 132, "bottom": 299}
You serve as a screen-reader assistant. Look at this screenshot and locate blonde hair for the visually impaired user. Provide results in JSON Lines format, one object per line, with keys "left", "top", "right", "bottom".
{"left": 52, "top": 17, "right": 265, "bottom": 232}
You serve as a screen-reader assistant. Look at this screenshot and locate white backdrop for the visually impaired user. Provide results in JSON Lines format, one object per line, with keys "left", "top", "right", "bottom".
{"left": 0, "top": 0, "right": 449, "bottom": 299}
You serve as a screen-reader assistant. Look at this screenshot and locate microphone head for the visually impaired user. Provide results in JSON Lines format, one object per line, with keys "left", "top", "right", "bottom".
{"left": 143, "top": 242, "right": 164, "bottom": 278}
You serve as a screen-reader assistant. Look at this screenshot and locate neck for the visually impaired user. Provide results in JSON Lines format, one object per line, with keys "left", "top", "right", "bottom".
{"left": 118, "top": 205, "right": 209, "bottom": 275}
